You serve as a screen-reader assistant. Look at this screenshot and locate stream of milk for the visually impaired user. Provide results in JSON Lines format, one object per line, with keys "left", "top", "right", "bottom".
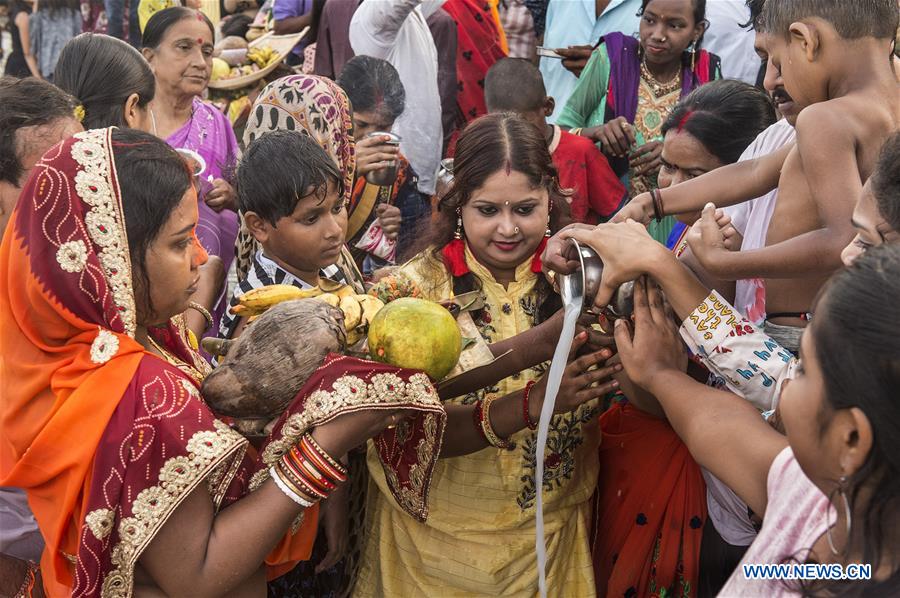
{"left": 534, "top": 297, "right": 583, "bottom": 597}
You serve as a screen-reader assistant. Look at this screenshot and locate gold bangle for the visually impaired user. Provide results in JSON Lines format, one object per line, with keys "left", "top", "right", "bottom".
{"left": 187, "top": 301, "right": 214, "bottom": 332}
{"left": 480, "top": 395, "right": 516, "bottom": 450}
{"left": 570, "top": 127, "right": 583, "bottom": 137}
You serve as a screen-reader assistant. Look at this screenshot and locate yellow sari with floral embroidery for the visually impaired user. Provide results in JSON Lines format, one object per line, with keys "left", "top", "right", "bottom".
{"left": 355, "top": 246, "right": 600, "bottom": 596}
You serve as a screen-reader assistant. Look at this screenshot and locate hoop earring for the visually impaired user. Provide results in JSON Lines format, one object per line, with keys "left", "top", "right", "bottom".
{"left": 454, "top": 208, "right": 463, "bottom": 240}
{"left": 826, "top": 475, "right": 853, "bottom": 557}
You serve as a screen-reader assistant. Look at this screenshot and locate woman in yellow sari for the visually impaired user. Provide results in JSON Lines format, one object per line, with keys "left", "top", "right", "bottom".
{"left": 0, "top": 127, "right": 445, "bottom": 597}
{"left": 357, "top": 113, "right": 621, "bottom": 596}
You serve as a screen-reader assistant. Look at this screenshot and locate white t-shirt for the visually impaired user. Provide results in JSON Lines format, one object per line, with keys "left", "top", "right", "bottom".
{"left": 702, "top": 0, "right": 760, "bottom": 85}
{"left": 350, "top": 0, "right": 445, "bottom": 195}
{"left": 724, "top": 119, "right": 797, "bottom": 324}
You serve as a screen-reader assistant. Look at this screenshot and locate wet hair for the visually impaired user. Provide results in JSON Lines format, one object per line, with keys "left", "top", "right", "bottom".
{"left": 236, "top": 130, "right": 344, "bottom": 226}
{"left": 763, "top": 0, "right": 899, "bottom": 40}
{"left": 743, "top": 0, "right": 767, "bottom": 31}
{"left": 111, "top": 128, "right": 193, "bottom": 320}
{"left": 661, "top": 80, "right": 777, "bottom": 165}
{"left": 142, "top": 6, "right": 215, "bottom": 49}
{"left": 54, "top": 33, "right": 155, "bottom": 130}
{"left": 484, "top": 58, "right": 547, "bottom": 113}
{"left": 871, "top": 131, "right": 900, "bottom": 233}
{"left": 422, "top": 113, "right": 568, "bottom": 322}
{"left": 0, "top": 77, "right": 78, "bottom": 186}
{"left": 337, "top": 55, "right": 406, "bottom": 124}
{"left": 798, "top": 244, "right": 900, "bottom": 596}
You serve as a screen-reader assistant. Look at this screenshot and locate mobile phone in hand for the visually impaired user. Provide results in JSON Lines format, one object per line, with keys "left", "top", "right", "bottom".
{"left": 536, "top": 46, "right": 564, "bottom": 59}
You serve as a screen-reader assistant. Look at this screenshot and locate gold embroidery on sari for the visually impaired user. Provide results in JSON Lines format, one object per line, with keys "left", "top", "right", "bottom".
{"left": 85, "top": 508, "right": 114, "bottom": 540}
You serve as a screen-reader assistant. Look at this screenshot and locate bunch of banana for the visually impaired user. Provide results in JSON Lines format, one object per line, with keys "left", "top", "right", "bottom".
{"left": 338, "top": 294, "right": 385, "bottom": 346}
{"left": 230, "top": 284, "right": 322, "bottom": 317}
{"left": 229, "top": 283, "right": 385, "bottom": 345}
{"left": 246, "top": 46, "right": 281, "bottom": 68}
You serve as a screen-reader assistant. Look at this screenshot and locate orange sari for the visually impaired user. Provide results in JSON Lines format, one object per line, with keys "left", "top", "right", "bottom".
{"left": 592, "top": 401, "right": 707, "bottom": 597}
{"left": 0, "top": 129, "right": 314, "bottom": 597}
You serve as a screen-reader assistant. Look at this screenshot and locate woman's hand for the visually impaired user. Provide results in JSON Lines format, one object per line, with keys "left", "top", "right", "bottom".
{"left": 375, "top": 203, "right": 402, "bottom": 240}
{"left": 356, "top": 134, "right": 400, "bottom": 177}
{"left": 315, "top": 482, "right": 349, "bottom": 573}
{"left": 613, "top": 277, "right": 687, "bottom": 393}
{"left": 556, "top": 45, "right": 593, "bottom": 77}
{"left": 629, "top": 141, "right": 663, "bottom": 177}
{"left": 205, "top": 179, "right": 237, "bottom": 212}
{"left": 567, "top": 221, "right": 673, "bottom": 309}
{"left": 527, "top": 333, "right": 622, "bottom": 418}
{"left": 590, "top": 117, "right": 636, "bottom": 158}
{"left": 311, "top": 408, "right": 410, "bottom": 462}
{"left": 611, "top": 193, "right": 654, "bottom": 225}
{"left": 540, "top": 222, "right": 596, "bottom": 277}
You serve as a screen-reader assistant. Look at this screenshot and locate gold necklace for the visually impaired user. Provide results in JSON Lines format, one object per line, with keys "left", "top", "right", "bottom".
{"left": 640, "top": 57, "right": 682, "bottom": 97}
{"left": 147, "top": 335, "right": 206, "bottom": 386}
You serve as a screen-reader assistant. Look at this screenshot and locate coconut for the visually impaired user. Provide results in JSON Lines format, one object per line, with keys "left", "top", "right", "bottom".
{"left": 201, "top": 299, "right": 345, "bottom": 419}
{"left": 217, "top": 35, "right": 249, "bottom": 51}
{"left": 367, "top": 298, "right": 462, "bottom": 381}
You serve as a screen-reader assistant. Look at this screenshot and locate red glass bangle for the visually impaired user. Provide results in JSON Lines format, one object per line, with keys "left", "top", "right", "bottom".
{"left": 522, "top": 381, "right": 539, "bottom": 430}
{"left": 473, "top": 400, "right": 489, "bottom": 442}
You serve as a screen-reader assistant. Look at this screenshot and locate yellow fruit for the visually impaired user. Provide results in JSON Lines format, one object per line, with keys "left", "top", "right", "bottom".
{"left": 318, "top": 278, "right": 346, "bottom": 292}
{"left": 314, "top": 293, "right": 341, "bottom": 308}
{"left": 356, "top": 295, "right": 385, "bottom": 326}
{"left": 238, "top": 284, "right": 320, "bottom": 310}
{"left": 334, "top": 285, "right": 355, "bottom": 300}
{"left": 367, "top": 298, "right": 462, "bottom": 380}
{"left": 211, "top": 58, "right": 231, "bottom": 81}
{"left": 339, "top": 295, "right": 363, "bottom": 330}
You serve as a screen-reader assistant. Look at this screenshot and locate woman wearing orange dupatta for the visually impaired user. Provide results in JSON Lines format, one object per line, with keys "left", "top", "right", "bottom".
{"left": 0, "top": 127, "right": 445, "bottom": 597}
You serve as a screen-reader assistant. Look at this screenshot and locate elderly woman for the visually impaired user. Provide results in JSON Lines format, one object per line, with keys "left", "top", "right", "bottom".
{"left": 141, "top": 7, "right": 240, "bottom": 333}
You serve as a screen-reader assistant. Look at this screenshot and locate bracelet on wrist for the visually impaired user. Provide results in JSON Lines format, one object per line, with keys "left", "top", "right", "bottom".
{"left": 651, "top": 188, "right": 664, "bottom": 222}
{"left": 480, "top": 395, "right": 516, "bottom": 450}
{"left": 522, "top": 381, "right": 539, "bottom": 431}
{"left": 270, "top": 465, "right": 317, "bottom": 507}
{"left": 187, "top": 301, "right": 214, "bottom": 332}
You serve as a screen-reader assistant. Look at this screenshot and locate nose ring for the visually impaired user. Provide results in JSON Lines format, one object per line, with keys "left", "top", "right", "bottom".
{"left": 514, "top": 226, "right": 520, "bottom": 235}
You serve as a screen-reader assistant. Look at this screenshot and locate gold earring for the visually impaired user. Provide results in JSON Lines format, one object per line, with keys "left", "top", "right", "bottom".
{"left": 691, "top": 39, "right": 698, "bottom": 71}
{"left": 454, "top": 208, "right": 463, "bottom": 240}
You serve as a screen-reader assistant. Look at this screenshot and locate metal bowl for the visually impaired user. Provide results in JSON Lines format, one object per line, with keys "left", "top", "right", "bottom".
{"left": 364, "top": 131, "right": 402, "bottom": 186}
{"left": 557, "top": 239, "right": 634, "bottom": 318}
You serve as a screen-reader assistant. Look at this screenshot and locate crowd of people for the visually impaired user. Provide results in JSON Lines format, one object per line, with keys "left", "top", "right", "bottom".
{"left": 1, "top": 0, "right": 899, "bottom": 596}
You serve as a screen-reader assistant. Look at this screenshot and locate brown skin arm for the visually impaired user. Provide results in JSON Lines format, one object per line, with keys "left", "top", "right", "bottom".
{"left": 688, "top": 108, "right": 859, "bottom": 280}
{"left": 613, "top": 143, "right": 791, "bottom": 224}
{"left": 138, "top": 411, "right": 395, "bottom": 596}
{"left": 615, "top": 278, "right": 787, "bottom": 517}
{"left": 273, "top": 12, "right": 312, "bottom": 35}
{"left": 184, "top": 256, "right": 224, "bottom": 338}
{"left": 440, "top": 338, "right": 621, "bottom": 457}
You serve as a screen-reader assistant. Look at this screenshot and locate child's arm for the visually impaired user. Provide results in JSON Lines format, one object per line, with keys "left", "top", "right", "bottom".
{"left": 613, "top": 144, "right": 791, "bottom": 224}
{"left": 688, "top": 107, "right": 859, "bottom": 280}
{"left": 615, "top": 279, "right": 788, "bottom": 517}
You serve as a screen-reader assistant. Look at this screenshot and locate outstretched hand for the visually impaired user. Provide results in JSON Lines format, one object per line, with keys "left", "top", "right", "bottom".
{"left": 613, "top": 277, "right": 687, "bottom": 393}
{"left": 686, "top": 203, "right": 735, "bottom": 277}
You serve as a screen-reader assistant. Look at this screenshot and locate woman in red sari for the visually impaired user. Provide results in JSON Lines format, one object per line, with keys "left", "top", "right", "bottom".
{"left": 0, "top": 127, "right": 446, "bottom": 597}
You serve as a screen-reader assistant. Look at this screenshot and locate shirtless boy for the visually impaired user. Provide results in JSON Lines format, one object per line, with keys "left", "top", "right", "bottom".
{"left": 612, "top": 0, "right": 900, "bottom": 351}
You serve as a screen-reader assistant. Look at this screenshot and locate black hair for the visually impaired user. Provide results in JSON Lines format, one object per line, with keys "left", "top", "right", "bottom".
{"left": 871, "top": 131, "right": 900, "bottom": 233}
{"left": 142, "top": 6, "right": 214, "bottom": 49}
{"left": 111, "top": 128, "right": 193, "bottom": 322}
{"left": 661, "top": 80, "right": 777, "bottom": 165}
{"left": 743, "top": 0, "right": 766, "bottom": 31}
{"left": 763, "top": 0, "right": 899, "bottom": 40}
{"left": 420, "top": 113, "right": 568, "bottom": 323}
{"left": 54, "top": 33, "right": 155, "bottom": 130}
{"left": 484, "top": 57, "right": 547, "bottom": 113}
{"left": 0, "top": 76, "right": 78, "bottom": 186}
{"left": 336, "top": 55, "right": 406, "bottom": 124}
{"left": 236, "top": 130, "right": 344, "bottom": 226}
{"left": 639, "top": 0, "right": 707, "bottom": 30}
{"left": 220, "top": 13, "right": 253, "bottom": 39}
{"left": 797, "top": 244, "right": 900, "bottom": 596}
